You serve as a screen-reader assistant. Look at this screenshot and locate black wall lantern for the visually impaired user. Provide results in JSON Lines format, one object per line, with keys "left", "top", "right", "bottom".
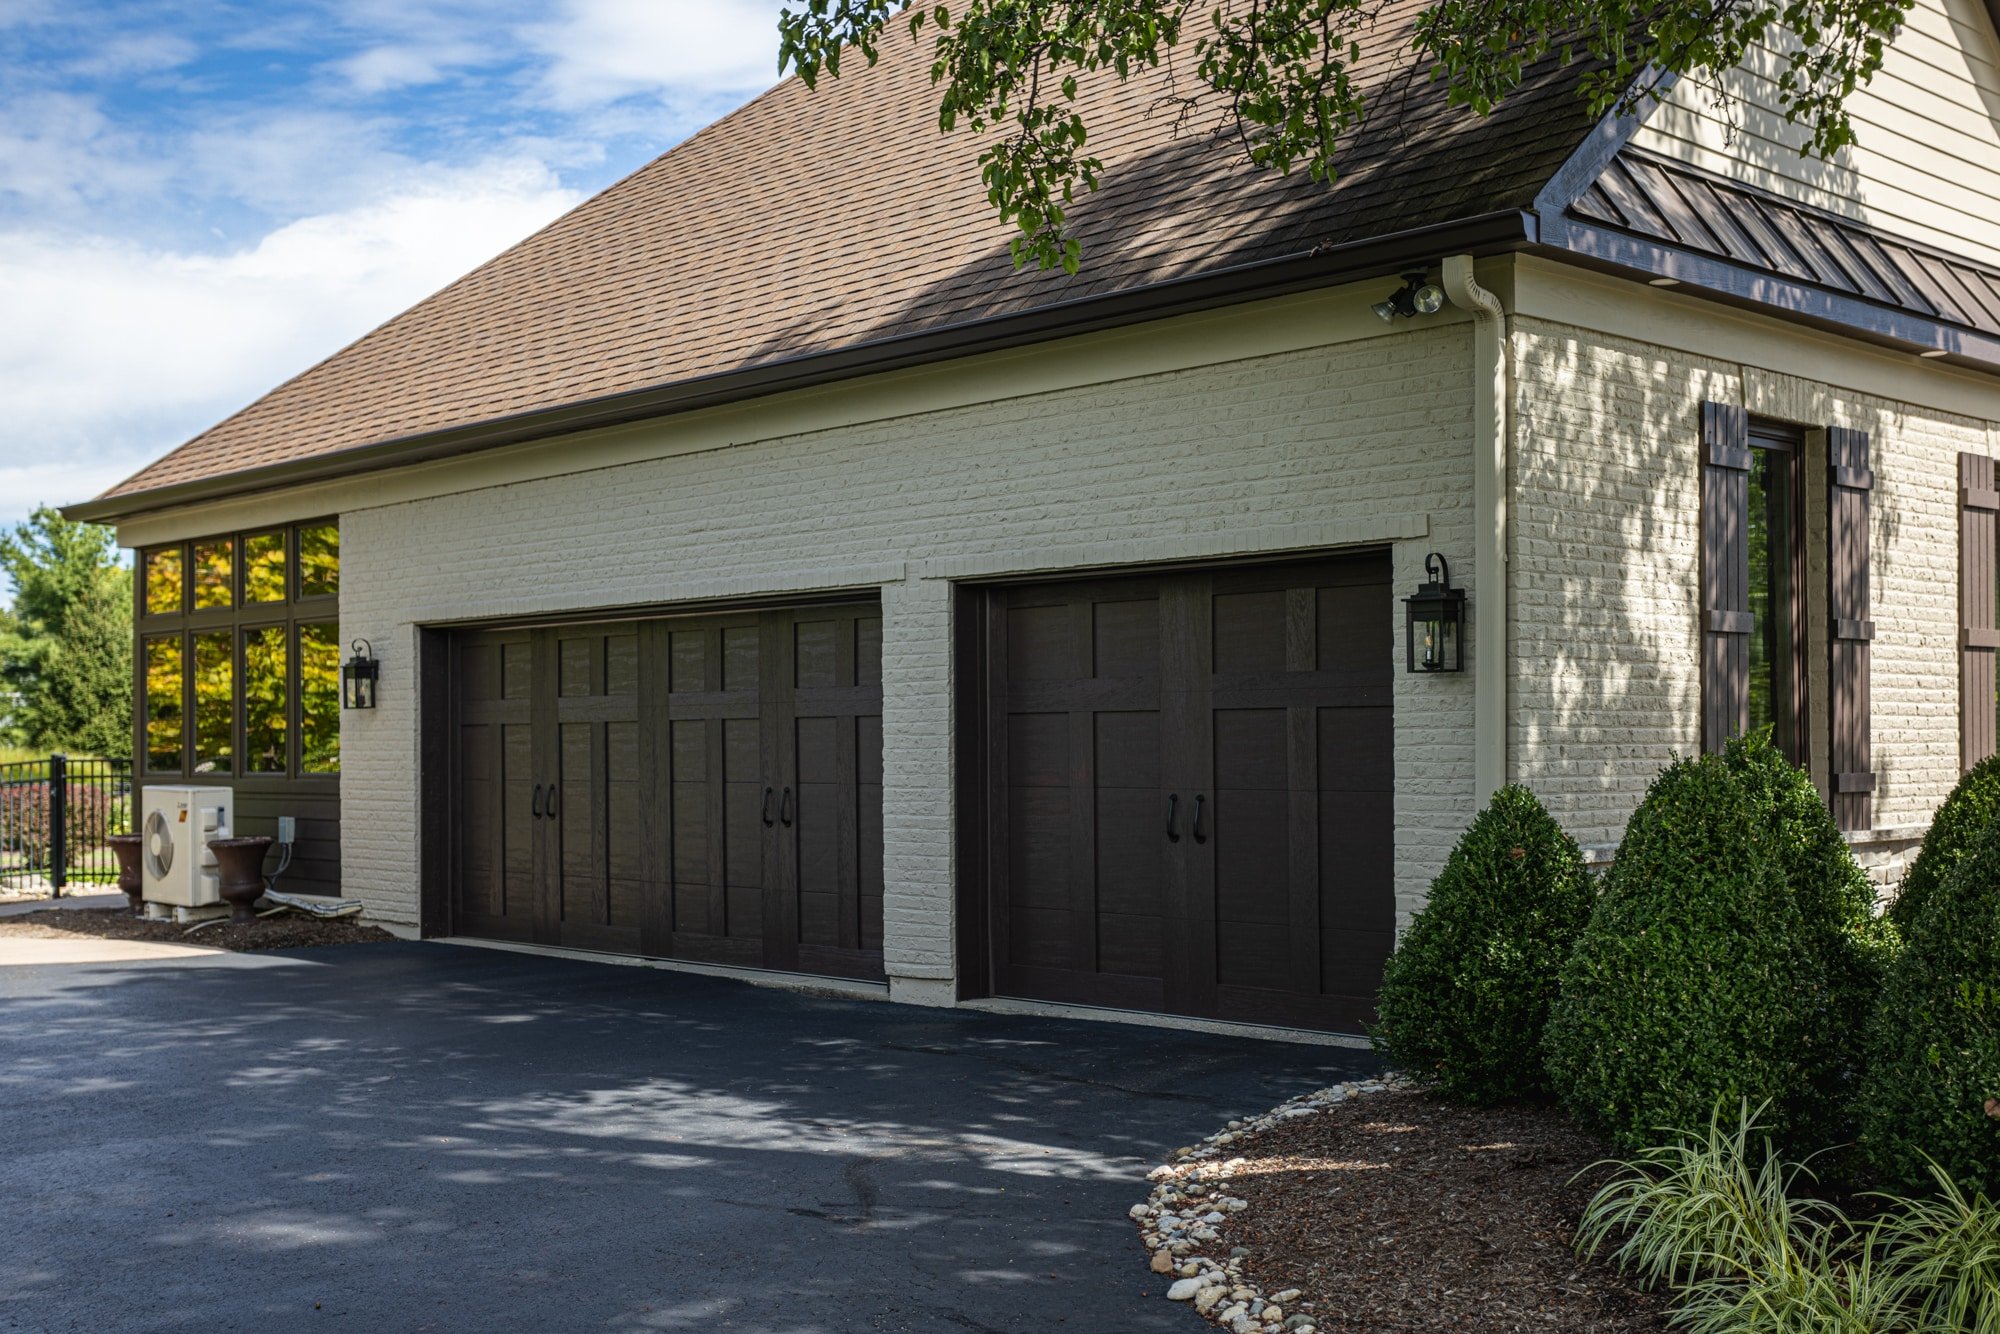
{"left": 341, "top": 639, "right": 379, "bottom": 710}
{"left": 1403, "top": 553, "right": 1466, "bottom": 673}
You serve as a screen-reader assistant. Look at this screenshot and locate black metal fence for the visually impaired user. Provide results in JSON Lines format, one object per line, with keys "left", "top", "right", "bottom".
{"left": 0, "top": 756, "right": 134, "bottom": 898}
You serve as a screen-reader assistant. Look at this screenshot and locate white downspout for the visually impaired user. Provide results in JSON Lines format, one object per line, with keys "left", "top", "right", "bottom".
{"left": 1442, "top": 255, "right": 1508, "bottom": 803}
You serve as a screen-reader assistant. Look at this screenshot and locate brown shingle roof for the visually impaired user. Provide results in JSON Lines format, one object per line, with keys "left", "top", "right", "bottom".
{"left": 98, "top": 9, "right": 1604, "bottom": 504}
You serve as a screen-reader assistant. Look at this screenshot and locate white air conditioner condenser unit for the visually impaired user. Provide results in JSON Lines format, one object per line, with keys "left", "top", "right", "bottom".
{"left": 140, "top": 785, "right": 233, "bottom": 908}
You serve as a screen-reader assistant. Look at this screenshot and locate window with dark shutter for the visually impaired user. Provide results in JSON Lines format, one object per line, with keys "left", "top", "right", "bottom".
{"left": 1828, "top": 428, "right": 1874, "bottom": 831}
{"left": 1701, "top": 402, "right": 1753, "bottom": 752}
{"left": 1960, "top": 452, "right": 1998, "bottom": 770}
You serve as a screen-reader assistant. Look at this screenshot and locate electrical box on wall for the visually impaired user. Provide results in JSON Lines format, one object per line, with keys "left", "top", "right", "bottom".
{"left": 140, "top": 786, "right": 233, "bottom": 908}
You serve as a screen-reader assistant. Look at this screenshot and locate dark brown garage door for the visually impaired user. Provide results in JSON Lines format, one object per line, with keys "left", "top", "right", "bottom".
{"left": 450, "top": 604, "right": 885, "bottom": 981}
{"left": 976, "top": 553, "right": 1393, "bottom": 1032}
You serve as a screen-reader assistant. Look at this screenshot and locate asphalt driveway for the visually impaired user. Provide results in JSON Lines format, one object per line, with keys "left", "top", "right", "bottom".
{"left": 0, "top": 941, "right": 1375, "bottom": 1333}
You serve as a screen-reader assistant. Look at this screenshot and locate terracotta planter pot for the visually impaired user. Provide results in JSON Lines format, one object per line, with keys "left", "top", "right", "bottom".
{"left": 207, "top": 836, "right": 274, "bottom": 924}
{"left": 104, "top": 833, "right": 144, "bottom": 915}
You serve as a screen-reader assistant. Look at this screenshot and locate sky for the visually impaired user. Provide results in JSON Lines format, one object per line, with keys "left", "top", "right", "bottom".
{"left": 0, "top": 0, "right": 790, "bottom": 536}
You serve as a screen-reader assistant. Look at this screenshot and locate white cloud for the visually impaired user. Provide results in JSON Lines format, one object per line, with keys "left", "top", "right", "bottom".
{"left": 0, "top": 158, "right": 582, "bottom": 521}
{"left": 64, "top": 31, "right": 197, "bottom": 78}
{"left": 522, "top": 0, "right": 788, "bottom": 109}
{"left": 334, "top": 45, "right": 448, "bottom": 94}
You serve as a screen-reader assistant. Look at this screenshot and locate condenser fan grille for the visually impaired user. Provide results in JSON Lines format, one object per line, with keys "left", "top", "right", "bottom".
{"left": 144, "top": 809, "right": 174, "bottom": 880}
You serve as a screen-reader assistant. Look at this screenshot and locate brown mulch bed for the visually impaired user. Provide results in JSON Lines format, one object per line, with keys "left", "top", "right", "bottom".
{"left": 1216, "top": 1088, "right": 1670, "bottom": 1334}
{"left": 0, "top": 908, "right": 395, "bottom": 951}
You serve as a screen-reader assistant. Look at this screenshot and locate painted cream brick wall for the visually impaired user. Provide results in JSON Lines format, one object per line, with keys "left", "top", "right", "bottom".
{"left": 1509, "top": 319, "right": 1732, "bottom": 841}
{"left": 1510, "top": 316, "right": 2000, "bottom": 853}
{"left": 338, "top": 325, "right": 1479, "bottom": 983}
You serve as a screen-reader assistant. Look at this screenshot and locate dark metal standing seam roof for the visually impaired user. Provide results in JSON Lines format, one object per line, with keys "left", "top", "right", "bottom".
{"left": 1570, "top": 151, "right": 2000, "bottom": 340}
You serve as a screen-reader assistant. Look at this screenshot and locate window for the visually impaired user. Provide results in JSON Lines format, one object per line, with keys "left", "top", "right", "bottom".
{"left": 136, "top": 520, "right": 339, "bottom": 780}
{"left": 192, "top": 630, "right": 233, "bottom": 773}
{"left": 299, "top": 623, "right": 340, "bottom": 774}
{"left": 298, "top": 524, "right": 338, "bottom": 599}
{"left": 243, "top": 625, "right": 288, "bottom": 774}
{"left": 193, "top": 540, "right": 233, "bottom": 610}
{"left": 1746, "top": 427, "right": 1807, "bottom": 763}
{"left": 143, "top": 636, "right": 183, "bottom": 773}
{"left": 144, "top": 549, "right": 183, "bottom": 616}
{"left": 243, "top": 532, "right": 286, "bottom": 604}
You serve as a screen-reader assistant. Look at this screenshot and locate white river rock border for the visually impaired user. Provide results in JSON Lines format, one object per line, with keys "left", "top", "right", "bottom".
{"left": 1129, "top": 1075, "right": 1408, "bottom": 1334}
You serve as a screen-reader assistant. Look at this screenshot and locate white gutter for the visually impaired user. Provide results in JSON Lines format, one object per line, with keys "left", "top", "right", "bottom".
{"left": 1442, "top": 255, "right": 1508, "bottom": 802}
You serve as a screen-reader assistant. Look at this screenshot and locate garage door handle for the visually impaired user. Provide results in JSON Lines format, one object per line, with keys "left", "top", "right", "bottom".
{"left": 547, "top": 785, "right": 559, "bottom": 820}
{"left": 779, "top": 786, "right": 794, "bottom": 827}
{"left": 532, "top": 784, "right": 543, "bottom": 820}
{"left": 1191, "top": 794, "right": 1207, "bottom": 844}
{"left": 761, "top": 787, "right": 775, "bottom": 827}
{"left": 1165, "top": 794, "right": 1180, "bottom": 842}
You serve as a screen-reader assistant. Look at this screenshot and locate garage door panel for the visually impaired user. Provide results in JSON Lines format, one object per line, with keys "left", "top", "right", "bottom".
{"left": 670, "top": 780, "right": 710, "bottom": 885}
{"left": 461, "top": 641, "right": 502, "bottom": 700}
{"left": 855, "top": 617, "right": 883, "bottom": 687}
{"left": 798, "top": 889, "right": 837, "bottom": 946}
{"left": 1009, "top": 905, "right": 1072, "bottom": 966}
{"left": 669, "top": 630, "right": 709, "bottom": 692}
{"left": 1218, "top": 919, "right": 1290, "bottom": 989}
{"left": 1214, "top": 709, "right": 1288, "bottom": 788}
{"left": 721, "top": 626, "right": 760, "bottom": 691}
{"left": 604, "top": 633, "right": 639, "bottom": 696}
{"left": 1318, "top": 706, "right": 1393, "bottom": 793}
{"left": 1321, "top": 926, "right": 1394, "bottom": 999}
{"left": 501, "top": 642, "right": 533, "bottom": 700}
{"left": 1214, "top": 791, "right": 1290, "bottom": 924}
{"left": 1006, "top": 604, "right": 1076, "bottom": 680}
{"left": 1007, "top": 714, "right": 1069, "bottom": 785}
{"left": 1094, "top": 711, "right": 1159, "bottom": 787}
{"left": 1319, "top": 791, "right": 1394, "bottom": 930}
{"left": 1008, "top": 787, "right": 1071, "bottom": 906}
{"left": 1092, "top": 600, "right": 1160, "bottom": 678}
{"left": 1097, "top": 910, "right": 1162, "bottom": 978}
{"left": 794, "top": 717, "right": 840, "bottom": 785}
{"left": 1212, "top": 590, "right": 1288, "bottom": 674}
{"left": 1094, "top": 788, "right": 1163, "bottom": 916}
{"left": 1317, "top": 572, "right": 1393, "bottom": 676}
{"left": 606, "top": 770, "right": 643, "bottom": 881}
{"left": 982, "top": 553, "right": 1391, "bottom": 1033}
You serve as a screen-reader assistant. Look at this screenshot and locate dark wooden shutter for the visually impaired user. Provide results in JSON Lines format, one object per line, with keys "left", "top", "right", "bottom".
{"left": 1828, "top": 427, "right": 1875, "bottom": 830}
{"left": 1701, "top": 402, "right": 1752, "bottom": 752}
{"left": 1961, "top": 453, "right": 1999, "bottom": 770}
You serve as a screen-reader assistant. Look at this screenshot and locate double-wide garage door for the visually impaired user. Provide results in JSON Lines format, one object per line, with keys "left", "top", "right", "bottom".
{"left": 450, "top": 604, "right": 885, "bottom": 981}
{"left": 977, "top": 552, "right": 1394, "bottom": 1031}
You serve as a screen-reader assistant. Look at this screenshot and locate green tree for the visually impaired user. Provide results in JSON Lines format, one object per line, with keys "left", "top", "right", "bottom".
{"left": 778, "top": 0, "right": 1908, "bottom": 272}
{"left": 0, "top": 508, "right": 133, "bottom": 756}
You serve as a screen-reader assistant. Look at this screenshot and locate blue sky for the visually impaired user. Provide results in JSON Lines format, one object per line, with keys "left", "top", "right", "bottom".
{"left": 0, "top": 0, "right": 787, "bottom": 534}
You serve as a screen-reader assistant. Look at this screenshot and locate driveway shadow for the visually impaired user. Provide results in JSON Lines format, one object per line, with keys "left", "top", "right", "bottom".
{"left": 0, "top": 943, "right": 1374, "bottom": 1332}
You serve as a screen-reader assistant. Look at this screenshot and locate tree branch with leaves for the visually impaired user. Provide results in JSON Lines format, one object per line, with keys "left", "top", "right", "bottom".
{"left": 778, "top": 0, "right": 1909, "bottom": 273}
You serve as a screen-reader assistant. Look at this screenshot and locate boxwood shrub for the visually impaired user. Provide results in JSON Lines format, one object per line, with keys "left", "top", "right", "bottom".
{"left": 1723, "top": 732, "right": 1893, "bottom": 1143}
{"left": 1544, "top": 754, "right": 1825, "bottom": 1152}
{"left": 1891, "top": 753, "right": 2000, "bottom": 934}
{"left": 1860, "top": 809, "right": 2000, "bottom": 1193}
{"left": 1373, "top": 785, "right": 1592, "bottom": 1104}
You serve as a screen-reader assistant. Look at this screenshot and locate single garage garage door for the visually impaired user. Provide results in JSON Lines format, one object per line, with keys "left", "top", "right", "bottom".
{"left": 449, "top": 603, "right": 884, "bottom": 981}
{"left": 975, "top": 553, "right": 1394, "bottom": 1032}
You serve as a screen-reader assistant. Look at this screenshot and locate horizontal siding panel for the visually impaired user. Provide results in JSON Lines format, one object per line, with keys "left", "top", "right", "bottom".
{"left": 1629, "top": 0, "right": 2000, "bottom": 269}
